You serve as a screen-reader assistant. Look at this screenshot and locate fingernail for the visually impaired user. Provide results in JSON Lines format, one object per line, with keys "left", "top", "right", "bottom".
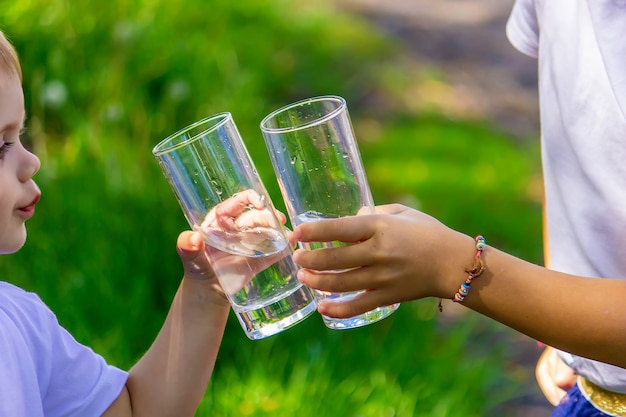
{"left": 190, "top": 232, "right": 202, "bottom": 250}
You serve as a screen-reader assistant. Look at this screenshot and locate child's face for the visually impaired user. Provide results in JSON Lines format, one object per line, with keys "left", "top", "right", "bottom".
{"left": 0, "top": 71, "right": 40, "bottom": 254}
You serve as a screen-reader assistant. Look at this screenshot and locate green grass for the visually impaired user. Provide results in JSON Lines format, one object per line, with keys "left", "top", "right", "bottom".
{"left": 0, "top": 0, "right": 543, "bottom": 415}
{"left": 358, "top": 115, "right": 543, "bottom": 262}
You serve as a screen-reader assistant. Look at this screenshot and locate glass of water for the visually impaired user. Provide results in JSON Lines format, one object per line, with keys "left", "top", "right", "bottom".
{"left": 153, "top": 113, "right": 317, "bottom": 339}
{"left": 260, "top": 95, "right": 400, "bottom": 330}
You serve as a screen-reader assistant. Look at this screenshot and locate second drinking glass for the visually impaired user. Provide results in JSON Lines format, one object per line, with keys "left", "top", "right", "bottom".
{"left": 261, "top": 95, "right": 400, "bottom": 330}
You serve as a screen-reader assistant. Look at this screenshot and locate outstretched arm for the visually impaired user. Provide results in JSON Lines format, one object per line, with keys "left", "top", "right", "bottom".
{"left": 292, "top": 204, "right": 626, "bottom": 369}
{"left": 103, "top": 231, "right": 231, "bottom": 417}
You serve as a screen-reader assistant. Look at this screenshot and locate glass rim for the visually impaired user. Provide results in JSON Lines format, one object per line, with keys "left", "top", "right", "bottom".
{"left": 152, "top": 112, "right": 232, "bottom": 156}
{"left": 259, "top": 95, "right": 346, "bottom": 134}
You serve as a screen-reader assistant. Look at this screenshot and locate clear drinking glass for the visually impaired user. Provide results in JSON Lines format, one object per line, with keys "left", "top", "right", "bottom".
{"left": 153, "top": 113, "right": 317, "bottom": 339}
{"left": 260, "top": 96, "right": 399, "bottom": 330}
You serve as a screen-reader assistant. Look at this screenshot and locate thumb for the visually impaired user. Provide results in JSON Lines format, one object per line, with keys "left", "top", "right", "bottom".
{"left": 177, "top": 231, "right": 216, "bottom": 280}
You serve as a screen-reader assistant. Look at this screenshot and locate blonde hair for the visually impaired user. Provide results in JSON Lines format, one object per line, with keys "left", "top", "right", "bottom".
{"left": 0, "top": 31, "right": 22, "bottom": 81}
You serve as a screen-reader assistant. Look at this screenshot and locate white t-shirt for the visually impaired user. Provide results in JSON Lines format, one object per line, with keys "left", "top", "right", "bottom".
{"left": 0, "top": 281, "right": 128, "bottom": 416}
{"left": 507, "top": 0, "right": 626, "bottom": 393}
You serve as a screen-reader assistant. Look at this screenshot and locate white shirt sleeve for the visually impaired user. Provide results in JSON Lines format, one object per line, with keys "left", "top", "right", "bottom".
{"left": 506, "top": 0, "right": 539, "bottom": 58}
{"left": 0, "top": 282, "right": 128, "bottom": 417}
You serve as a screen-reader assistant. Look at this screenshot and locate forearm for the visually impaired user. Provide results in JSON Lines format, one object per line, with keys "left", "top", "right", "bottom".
{"left": 125, "top": 277, "right": 230, "bottom": 417}
{"left": 292, "top": 207, "right": 626, "bottom": 369}
{"left": 458, "top": 246, "right": 626, "bottom": 368}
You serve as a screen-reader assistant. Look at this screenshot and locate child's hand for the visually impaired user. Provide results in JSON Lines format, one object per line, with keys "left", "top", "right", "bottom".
{"left": 535, "top": 346, "right": 577, "bottom": 405}
{"left": 176, "top": 231, "right": 228, "bottom": 304}
{"left": 292, "top": 204, "right": 473, "bottom": 318}
{"left": 177, "top": 191, "right": 294, "bottom": 296}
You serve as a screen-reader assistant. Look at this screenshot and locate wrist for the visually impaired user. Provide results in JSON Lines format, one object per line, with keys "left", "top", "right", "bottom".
{"left": 181, "top": 276, "right": 230, "bottom": 309}
{"left": 436, "top": 232, "right": 480, "bottom": 299}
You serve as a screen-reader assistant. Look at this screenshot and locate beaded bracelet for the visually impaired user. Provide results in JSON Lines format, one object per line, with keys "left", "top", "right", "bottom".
{"left": 438, "top": 235, "right": 486, "bottom": 312}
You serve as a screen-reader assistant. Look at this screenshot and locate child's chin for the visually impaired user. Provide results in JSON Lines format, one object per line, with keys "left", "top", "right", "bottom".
{"left": 0, "top": 232, "right": 27, "bottom": 254}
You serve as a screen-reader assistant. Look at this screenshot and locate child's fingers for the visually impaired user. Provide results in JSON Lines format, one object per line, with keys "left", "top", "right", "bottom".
{"left": 234, "top": 208, "right": 275, "bottom": 229}
{"left": 276, "top": 210, "right": 287, "bottom": 225}
{"left": 296, "top": 266, "right": 381, "bottom": 294}
{"left": 292, "top": 239, "right": 374, "bottom": 271}
{"left": 293, "top": 215, "right": 375, "bottom": 244}
{"left": 176, "top": 231, "right": 216, "bottom": 280}
{"left": 291, "top": 206, "right": 411, "bottom": 253}
{"left": 284, "top": 228, "right": 298, "bottom": 249}
{"left": 316, "top": 290, "right": 398, "bottom": 319}
{"left": 177, "top": 230, "right": 204, "bottom": 253}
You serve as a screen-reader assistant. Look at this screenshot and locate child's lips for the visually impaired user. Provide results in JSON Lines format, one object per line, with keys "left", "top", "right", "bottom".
{"left": 18, "top": 194, "right": 40, "bottom": 218}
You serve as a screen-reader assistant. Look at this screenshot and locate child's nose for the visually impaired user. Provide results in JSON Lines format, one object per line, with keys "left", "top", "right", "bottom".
{"left": 19, "top": 147, "right": 40, "bottom": 182}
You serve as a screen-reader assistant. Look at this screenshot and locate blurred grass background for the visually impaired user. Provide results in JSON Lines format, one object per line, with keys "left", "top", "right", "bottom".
{"left": 0, "top": 0, "right": 543, "bottom": 415}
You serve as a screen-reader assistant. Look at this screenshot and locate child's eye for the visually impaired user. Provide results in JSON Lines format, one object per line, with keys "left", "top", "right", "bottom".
{"left": 0, "top": 140, "right": 16, "bottom": 158}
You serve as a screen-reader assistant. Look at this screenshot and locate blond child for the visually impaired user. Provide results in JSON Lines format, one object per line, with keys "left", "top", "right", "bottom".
{"left": 0, "top": 30, "right": 230, "bottom": 416}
